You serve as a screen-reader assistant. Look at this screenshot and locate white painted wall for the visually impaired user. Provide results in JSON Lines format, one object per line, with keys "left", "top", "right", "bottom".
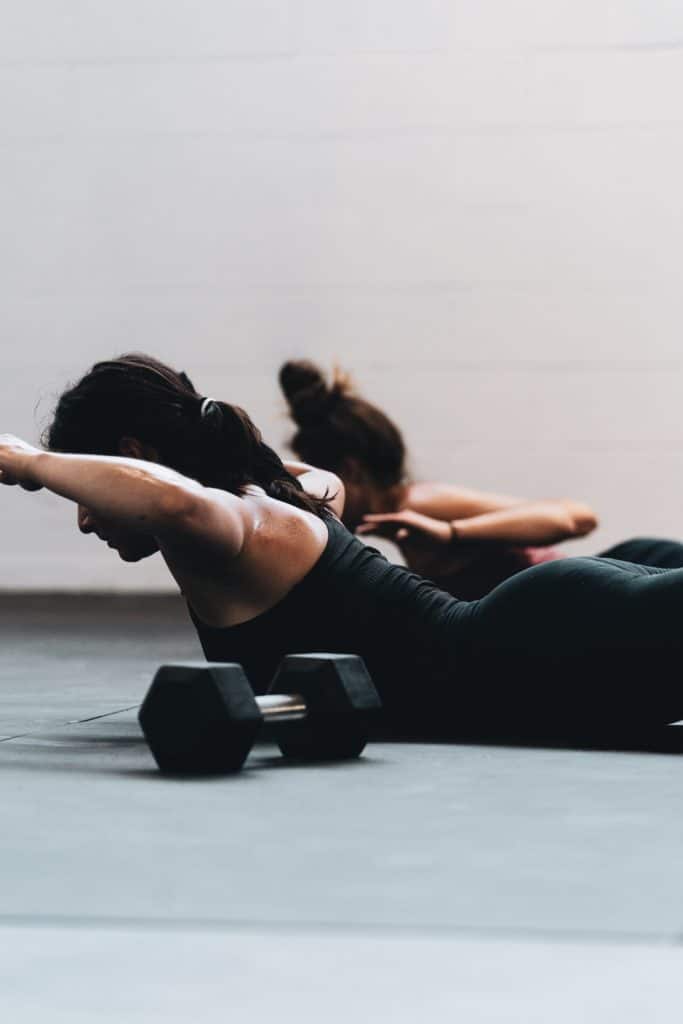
{"left": 2, "top": 1, "right": 683, "bottom": 590}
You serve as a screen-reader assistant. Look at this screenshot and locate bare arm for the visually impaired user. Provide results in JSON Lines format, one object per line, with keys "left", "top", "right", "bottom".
{"left": 0, "top": 436, "right": 246, "bottom": 556}
{"left": 405, "top": 482, "right": 525, "bottom": 519}
{"left": 404, "top": 482, "right": 597, "bottom": 545}
{"left": 449, "top": 501, "right": 597, "bottom": 545}
{"left": 282, "top": 459, "right": 345, "bottom": 518}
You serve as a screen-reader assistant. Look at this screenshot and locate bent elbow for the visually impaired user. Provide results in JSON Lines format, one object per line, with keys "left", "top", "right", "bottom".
{"left": 574, "top": 513, "right": 599, "bottom": 538}
{"left": 560, "top": 499, "right": 599, "bottom": 538}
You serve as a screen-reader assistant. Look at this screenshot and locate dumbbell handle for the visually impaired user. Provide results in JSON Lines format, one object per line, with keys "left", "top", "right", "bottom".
{"left": 256, "top": 693, "right": 307, "bottom": 723}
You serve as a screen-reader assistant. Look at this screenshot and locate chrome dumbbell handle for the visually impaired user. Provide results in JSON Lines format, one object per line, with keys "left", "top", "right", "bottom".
{"left": 256, "top": 693, "right": 307, "bottom": 724}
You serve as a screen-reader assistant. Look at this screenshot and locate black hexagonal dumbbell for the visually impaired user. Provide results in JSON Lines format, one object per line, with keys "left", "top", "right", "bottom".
{"left": 138, "top": 653, "right": 382, "bottom": 774}
{"left": 265, "top": 653, "right": 381, "bottom": 761}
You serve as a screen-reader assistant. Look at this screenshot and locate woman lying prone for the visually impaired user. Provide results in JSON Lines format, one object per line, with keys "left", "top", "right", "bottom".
{"left": 2, "top": 353, "right": 682, "bottom": 739}
{"left": 279, "top": 360, "right": 683, "bottom": 598}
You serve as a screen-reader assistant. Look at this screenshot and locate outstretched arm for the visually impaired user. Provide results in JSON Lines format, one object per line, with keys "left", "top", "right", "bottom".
{"left": 0, "top": 435, "right": 246, "bottom": 555}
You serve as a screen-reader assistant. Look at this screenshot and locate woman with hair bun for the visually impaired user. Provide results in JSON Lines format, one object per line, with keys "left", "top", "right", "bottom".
{"left": 279, "top": 360, "right": 407, "bottom": 534}
{"left": 3, "top": 351, "right": 683, "bottom": 739}
{"left": 279, "top": 360, "right": 683, "bottom": 599}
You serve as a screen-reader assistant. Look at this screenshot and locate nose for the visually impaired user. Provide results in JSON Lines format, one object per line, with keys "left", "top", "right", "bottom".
{"left": 78, "top": 506, "right": 95, "bottom": 534}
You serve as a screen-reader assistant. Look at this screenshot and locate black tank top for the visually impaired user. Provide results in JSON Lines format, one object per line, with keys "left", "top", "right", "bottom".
{"left": 189, "top": 513, "right": 477, "bottom": 722}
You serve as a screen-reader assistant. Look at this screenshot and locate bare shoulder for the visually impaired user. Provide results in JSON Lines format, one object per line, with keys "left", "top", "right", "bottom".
{"left": 158, "top": 484, "right": 254, "bottom": 559}
{"left": 237, "top": 492, "right": 330, "bottom": 592}
{"left": 163, "top": 489, "right": 330, "bottom": 629}
{"left": 160, "top": 486, "right": 329, "bottom": 584}
{"left": 402, "top": 480, "right": 524, "bottom": 519}
{"left": 247, "top": 491, "right": 329, "bottom": 547}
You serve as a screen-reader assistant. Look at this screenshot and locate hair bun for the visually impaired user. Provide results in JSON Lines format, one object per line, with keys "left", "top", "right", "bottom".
{"left": 279, "top": 360, "right": 343, "bottom": 425}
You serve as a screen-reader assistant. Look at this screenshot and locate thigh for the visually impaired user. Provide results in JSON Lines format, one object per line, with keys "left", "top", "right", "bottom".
{"left": 598, "top": 536, "right": 683, "bottom": 569}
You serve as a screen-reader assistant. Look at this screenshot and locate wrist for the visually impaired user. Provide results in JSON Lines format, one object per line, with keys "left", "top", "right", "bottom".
{"left": 24, "top": 449, "right": 48, "bottom": 485}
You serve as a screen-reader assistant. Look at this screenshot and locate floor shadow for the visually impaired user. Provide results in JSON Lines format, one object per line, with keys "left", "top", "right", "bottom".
{"left": 373, "top": 725, "right": 683, "bottom": 755}
{"left": 4, "top": 720, "right": 683, "bottom": 782}
{"left": 0, "top": 732, "right": 388, "bottom": 780}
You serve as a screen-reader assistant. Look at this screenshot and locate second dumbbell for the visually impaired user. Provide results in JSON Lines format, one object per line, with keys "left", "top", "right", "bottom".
{"left": 138, "top": 653, "right": 381, "bottom": 774}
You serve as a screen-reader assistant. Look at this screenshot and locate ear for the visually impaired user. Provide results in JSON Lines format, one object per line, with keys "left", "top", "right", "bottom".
{"left": 118, "top": 437, "right": 159, "bottom": 461}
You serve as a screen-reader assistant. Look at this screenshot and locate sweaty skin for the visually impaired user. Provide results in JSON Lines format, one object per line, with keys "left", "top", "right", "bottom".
{"left": 5, "top": 433, "right": 683, "bottom": 738}
{"left": 0, "top": 433, "right": 341, "bottom": 628}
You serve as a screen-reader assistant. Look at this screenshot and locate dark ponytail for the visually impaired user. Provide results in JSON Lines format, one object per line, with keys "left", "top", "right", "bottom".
{"left": 45, "top": 353, "right": 330, "bottom": 517}
{"left": 279, "top": 359, "right": 406, "bottom": 488}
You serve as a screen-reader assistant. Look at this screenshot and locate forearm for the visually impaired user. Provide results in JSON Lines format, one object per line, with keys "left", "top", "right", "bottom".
{"left": 282, "top": 459, "right": 332, "bottom": 487}
{"left": 281, "top": 459, "right": 344, "bottom": 512}
{"left": 451, "top": 502, "right": 590, "bottom": 546}
{"left": 281, "top": 459, "right": 317, "bottom": 478}
{"left": 32, "top": 452, "right": 197, "bottom": 526}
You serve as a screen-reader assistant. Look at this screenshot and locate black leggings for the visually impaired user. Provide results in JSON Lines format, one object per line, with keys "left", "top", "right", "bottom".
{"left": 463, "top": 539, "right": 683, "bottom": 734}
{"left": 597, "top": 536, "right": 683, "bottom": 569}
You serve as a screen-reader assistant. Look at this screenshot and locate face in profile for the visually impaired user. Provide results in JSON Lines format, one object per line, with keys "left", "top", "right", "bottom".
{"left": 77, "top": 506, "right": 160, "bottom": 562}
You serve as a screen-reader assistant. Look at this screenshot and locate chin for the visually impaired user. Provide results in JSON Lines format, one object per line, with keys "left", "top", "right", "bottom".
{"left": 117, "top": 545, "right": 158, "bottom": 563}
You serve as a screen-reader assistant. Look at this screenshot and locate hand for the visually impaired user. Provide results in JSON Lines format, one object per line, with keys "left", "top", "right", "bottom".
{"left": 0, "top": 435, "right": 43, "bottom": 491}
{"left": 357, "top": 510, "right": 452, "bottom": 545}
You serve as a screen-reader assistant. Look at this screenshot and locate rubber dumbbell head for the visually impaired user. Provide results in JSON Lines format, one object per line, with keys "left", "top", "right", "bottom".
{"left": 139, "top": 662, "right": 261, "bottom": 774}
{"left": 266, "top": 653, "right": 381, "bottom": 761}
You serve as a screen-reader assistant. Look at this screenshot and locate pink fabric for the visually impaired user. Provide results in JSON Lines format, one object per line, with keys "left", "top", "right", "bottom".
{"left": 431, "top": 544, "right": 565, "bottom": 600}
{"left": 519, "top": 546, "right": 566, "bottom": 567}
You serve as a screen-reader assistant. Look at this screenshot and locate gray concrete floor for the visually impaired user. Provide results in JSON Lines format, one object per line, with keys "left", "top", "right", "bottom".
{"left": 2, "top": 594, "right": 683, "bottom": 1021}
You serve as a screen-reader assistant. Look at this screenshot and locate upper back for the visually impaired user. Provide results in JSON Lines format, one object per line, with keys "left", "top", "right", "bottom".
{"left": 163, "top": 488, "right": 330, "bottom": 629}
{"left": 190, "top": 514, "right": 475, "bottom": 712}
